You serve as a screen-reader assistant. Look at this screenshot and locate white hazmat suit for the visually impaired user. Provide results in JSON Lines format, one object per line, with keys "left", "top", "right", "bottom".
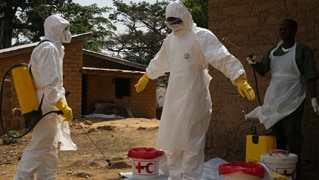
{"left": 135, "top": 1, "right": 255, "bottom": 179}
{"left": 14, "top": 15, "right": 76, "bottom": 180}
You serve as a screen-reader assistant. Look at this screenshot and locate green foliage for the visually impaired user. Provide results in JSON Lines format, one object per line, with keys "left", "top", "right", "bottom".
{"left": 0, "top": 0, "right": 209, "bottom": 62}
{"left": 0, "top": 0, "right": 67, "bottom": 48}
{"left": 0, "top": 0, "right": 115, "bottom": 52}
{"left": 106, "top": 0, "right": 169, "bottom": 65}
{"left": 184, "top": 0, "right": 208, "bottom": 28}
{"left": 60, "top": 2, "right": 116, "bottom": 52}
{"left": 1, "top": 130, "right": 20, "bottom": 145}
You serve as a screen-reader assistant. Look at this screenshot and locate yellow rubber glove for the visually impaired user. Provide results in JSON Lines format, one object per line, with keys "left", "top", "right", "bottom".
{"left": 234, "top": 74, "right": 255, "bottom": 101}
{"left": 135, "top": 73, "right": 149, "bottom": 93}
{"left": 55, "top": 98, "right": 73, "bottom": 122}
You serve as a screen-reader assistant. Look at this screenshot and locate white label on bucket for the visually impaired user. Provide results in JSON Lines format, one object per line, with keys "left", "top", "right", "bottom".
{"left": 132, "top": 158, "right": 159, "bottom": 176}
{"left": 261, "top": 162, "right": 296, "bottom": 180}
{"left": 275, "top": 167, "right": 295, "bottom": 176}
{"left": 274, "top": 168, "right": 296, "bottom": 180}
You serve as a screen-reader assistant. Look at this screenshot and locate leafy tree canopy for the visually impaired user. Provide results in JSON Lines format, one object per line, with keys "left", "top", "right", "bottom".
{"left": 0, "top": 0, "right": 66, "bottom": 48}
{"left": 61, "top": 2, "right": 116, "bottom": 52}
{"left": 0, "top": 0, "right": 115, "bottom": 52}
{"left": 106, "top": 0, "right": 169, "bottom": 64}
{"left": 0, "top": 0, "right": 208, "bottom": 62}
{"left": 184, "top": 0, "right": 208, "bottom": 28}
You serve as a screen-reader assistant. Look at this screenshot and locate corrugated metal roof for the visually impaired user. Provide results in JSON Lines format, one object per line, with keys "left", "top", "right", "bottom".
{"left": 83, "top": 49, "right": 146, "bottom": 71}
{"left": 0, "top": 33, "right": 92, "bottom": 59}
{"left": 81, "top": 67, "right": 144, "bottom": 77}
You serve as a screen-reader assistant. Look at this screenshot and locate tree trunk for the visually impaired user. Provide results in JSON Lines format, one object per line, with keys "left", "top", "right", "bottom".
{"left": 0, "top": 6, "right": 17, "bottom": 49}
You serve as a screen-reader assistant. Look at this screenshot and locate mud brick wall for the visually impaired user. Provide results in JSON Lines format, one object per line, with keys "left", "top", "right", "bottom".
{"left": 84, "top": 73, "right": 156, "bottom": 119}
{"left": 63, "top": 41, "right": 83, "bottom": 118}
{"left": 205, "top": 0, "right": 319, "bottom": 178}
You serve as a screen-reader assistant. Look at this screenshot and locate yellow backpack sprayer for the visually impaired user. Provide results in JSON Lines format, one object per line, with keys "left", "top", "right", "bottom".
{"left": 0, "top": 63, "right": 62, "bottom": 138}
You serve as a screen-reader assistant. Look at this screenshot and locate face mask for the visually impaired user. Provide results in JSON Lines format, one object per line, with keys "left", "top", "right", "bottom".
{"left": 167, "top": 24, "right": 182, "bottom": 32}
{"left": 62, "top": 28, "right": 72, "bottom": 43}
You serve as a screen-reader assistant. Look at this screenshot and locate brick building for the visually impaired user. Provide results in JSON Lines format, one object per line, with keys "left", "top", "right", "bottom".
{"left": 206, "top": 0, "right": 319, "bottom": 178}
{"left": 81, "top": 49, "right": 156, "bottom": 118}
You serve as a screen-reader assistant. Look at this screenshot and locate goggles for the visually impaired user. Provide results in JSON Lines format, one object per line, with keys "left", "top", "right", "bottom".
{"left": 164, "top": 17, "right": 182, "bottom": 25}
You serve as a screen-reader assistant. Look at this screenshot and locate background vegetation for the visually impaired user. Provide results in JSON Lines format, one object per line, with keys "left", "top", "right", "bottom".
{"left": 0, "top": 0, "right": 208, "bottom": 64}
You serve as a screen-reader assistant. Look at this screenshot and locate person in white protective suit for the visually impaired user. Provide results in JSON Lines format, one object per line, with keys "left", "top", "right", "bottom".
{"left": 14, "top": 14, "right": 77, "bottom": 180}
{"left": 246, "top": 19, "right": 319, "bottom": 180}
{"left": 134, "top": 1, "right": 255, "bottom": 179}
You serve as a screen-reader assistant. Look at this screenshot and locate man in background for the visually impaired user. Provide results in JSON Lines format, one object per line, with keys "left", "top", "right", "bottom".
{"left": 247, "top": 19, "right": 319, "bottom": 180}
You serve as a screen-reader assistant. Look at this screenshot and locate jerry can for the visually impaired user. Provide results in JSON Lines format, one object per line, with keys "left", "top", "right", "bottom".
{"left": 245, "top": 127, "right": 276, "bottom": 162}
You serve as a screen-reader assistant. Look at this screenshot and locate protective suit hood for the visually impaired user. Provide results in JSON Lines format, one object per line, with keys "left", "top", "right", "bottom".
{"left": 44, "top": 14, "right": 70, "bottom": 43}
{"left": 165, "top": 0, "right": 194, "bottom": 32}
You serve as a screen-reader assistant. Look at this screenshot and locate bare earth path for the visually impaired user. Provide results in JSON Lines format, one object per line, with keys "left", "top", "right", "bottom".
{"left": 0, "top": 118, "right": 159, "bottom": 179}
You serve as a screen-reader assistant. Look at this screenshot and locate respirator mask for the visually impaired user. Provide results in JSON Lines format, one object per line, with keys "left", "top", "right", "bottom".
{"left": 165, "top": 17, "right": 183, "bottom": 32}
{"left": 62, "top": 26, "right": 72, "bottom": 43}
{"left": 167, "top": 24, "right": 183, "bottom": 32}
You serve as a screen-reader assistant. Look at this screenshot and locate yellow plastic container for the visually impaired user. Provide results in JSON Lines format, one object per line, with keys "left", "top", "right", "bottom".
{"left": 245, "top": 132, "right": 276, "bottom": 162}
{"left": 12, "top": 65, "right": 39, "bottom": 115}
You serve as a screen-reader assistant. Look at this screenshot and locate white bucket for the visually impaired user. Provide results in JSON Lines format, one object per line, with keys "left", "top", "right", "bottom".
{"left": 131, "top": 157, "right": 161, "bottom": 179}
{"left": 260, "top": 153, "right": 298, "bottom": 180}
{"left": 222, "top": 171, "right": 263, "bottom": 180}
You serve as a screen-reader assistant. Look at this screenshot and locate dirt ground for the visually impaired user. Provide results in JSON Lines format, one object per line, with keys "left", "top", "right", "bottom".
{"left": 0, "top": 117, "right": 160, "bottom": 179}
